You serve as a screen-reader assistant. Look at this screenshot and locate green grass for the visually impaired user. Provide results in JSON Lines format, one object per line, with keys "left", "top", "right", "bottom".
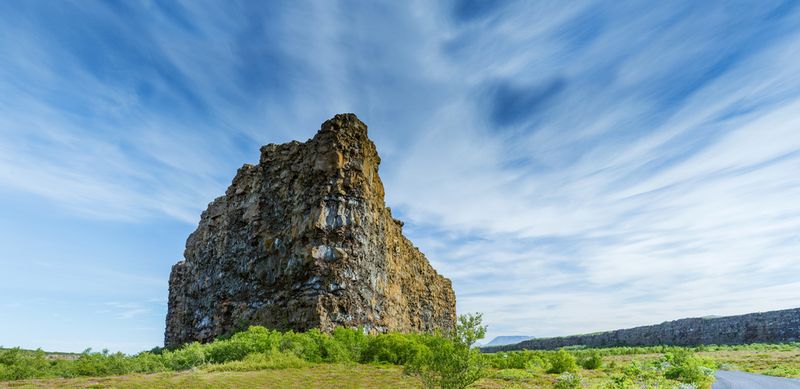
{"left": 700, "top": 349, "right": 800, "bottom": 377}
{"left": 4, "top": 328, "right": 800, "bottom": 388}
{"left": 5, "top": 364, "right": 422, "bottom": 389}
{"left": 5, "top": 346, "right": 800, "bottom": 388}
{"left": 478, "top": 342, "right": 800, "bottom": 387}
{"left": 0, "top": 314, "right": 490, "bottom": 388}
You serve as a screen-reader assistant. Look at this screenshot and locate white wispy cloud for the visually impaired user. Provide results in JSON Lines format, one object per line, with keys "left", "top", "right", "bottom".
{"left": 380, "top": 1, "right": 800, "bottom": 340}
{"left": 0, "top": 0, "right": 798, "bottom": 349}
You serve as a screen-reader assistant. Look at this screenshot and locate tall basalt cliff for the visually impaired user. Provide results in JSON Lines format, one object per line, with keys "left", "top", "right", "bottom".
{"left": 165, "top": 114, "right": 456, "bottom": 348}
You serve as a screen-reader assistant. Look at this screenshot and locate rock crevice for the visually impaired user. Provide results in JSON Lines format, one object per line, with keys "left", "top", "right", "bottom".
{"left": 165, "top": 114, "right": 456, "bottom": 348}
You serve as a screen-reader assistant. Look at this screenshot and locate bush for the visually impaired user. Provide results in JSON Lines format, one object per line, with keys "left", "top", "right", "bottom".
{"left": 547, "top": 349, "right": 577, "bottom": 374}
{"left": 162, "top": 342, "right": 206, "bottom": 371}
{"left": 0, "top": 348, "right": 21, "bottom": 366}
{"left": 409, "top": 335, "right": 483, "bottom": 389}
{"left": 232, "top": 326, "right": 282, "bottom": 353}
{"left": 304, "top": 328, "right": 350, "bottom": 363}
{"left": 661, "top": 350, "right": 716, "bottom": 388}
{"left": 205, "top": 337, "right": 252, "bottom": 364}
{"left": 578, "top": 350, "right": 603, "bottom": 370}
{"left": 191, "top": 326, "right": 285, "bottom": 365}
{"left": 129, "top": 352, "right": 166, "bottom": 373}
{"left": 603, "top": 351, "right": 717, "bottom": 389}
{"left": 407, "top": 313, "right": 487, "bottom": 389}
{"left": 332, "top": 327, "right": 368, "bottom": 362}
{"left": 279, "top": 331, "right": 323, "bottom": 362}
{"left": 554, "top": 372, "right": 582, "bottom": 389}
{"left": 361, "top": 333, "right": 428, "bottom": 365}
{"left": 482, "top": 350, "right": 546, "bottom": 370}
{"left": 610, "top": 360, "right": 670, "bottom": 388}
{"left": 72, "top": 350, "right": 133, "bottom": 377}
{"left": 0, "top": 348, "right": 50, "bottom": 380}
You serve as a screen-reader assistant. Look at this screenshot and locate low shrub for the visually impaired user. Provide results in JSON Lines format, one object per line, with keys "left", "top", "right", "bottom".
{"left": 204, "top": 337, "right": 251, "bottom": 364}
{"left": 408, "top": 335, "right": 483, "bottom": 389}
{"left": 361, "top": 333, "right": 428, "bottom": 365}
{"left": 578, "top": 350, "right": 603, "bottom": 370}
{"left": 305, "top": 328, "right": 350, "bottom": 363}
{"left": 546, "top": 349, "right": 577, "bottom": 374}
{"left": 407, "top": 313, "right": 487, "bottom": 389}
{"left": 661, "top": 350, "right": 716, "bottom": 388}
{"left": 129, "top": 352, "right": 167, "bottom": 373}
{"left": 0, "top": 348, "right": 50, "bottom": 380}
{"left": 484, "top": 350, "right": 546, "bottom": 370}
{"left": 602, "top": 350, "right": 716, "bottom": 389}
{"left": 162, "top": 342, "right": 206, "bottom": 371}
{"left": 554, "top": 372, "right": 582, "bottom": 389}
{"left": 332, "top": 327, "right": 369, "bottom": 362}
{"left": 610, "top": 360, "right": 671, "bottom": 388}
{"left": 72, "top": 350, "right": 131, "bottom": 377}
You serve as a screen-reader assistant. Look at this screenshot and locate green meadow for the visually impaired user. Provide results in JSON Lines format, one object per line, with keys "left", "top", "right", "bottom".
{"left": 3, "top": 314, "right": 799, "bottom": 388}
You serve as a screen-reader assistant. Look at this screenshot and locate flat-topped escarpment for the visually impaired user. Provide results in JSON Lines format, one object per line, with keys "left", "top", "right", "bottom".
{"left": 482, "top": 307, "right": 800, "bottom": 352}
{"left": 165, "top": 114, "right": 456, "bottom": 348}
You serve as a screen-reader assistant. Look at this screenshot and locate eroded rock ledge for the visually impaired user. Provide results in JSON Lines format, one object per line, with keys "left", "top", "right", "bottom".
{"left": 165, "top": 114, "right": 456, "bottom": 348}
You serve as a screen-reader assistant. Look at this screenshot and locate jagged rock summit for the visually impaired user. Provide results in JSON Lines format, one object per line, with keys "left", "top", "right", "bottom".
{"left": 165, "top": 114, "right": 456, "bottom": 348}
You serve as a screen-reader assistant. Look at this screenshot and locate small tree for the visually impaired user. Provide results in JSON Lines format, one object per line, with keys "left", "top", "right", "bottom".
{"left": 454, "top": 313, "right": 487, "bottom": 348}
{"left": 409, "top": 313, "right": 488, "bottom": 389}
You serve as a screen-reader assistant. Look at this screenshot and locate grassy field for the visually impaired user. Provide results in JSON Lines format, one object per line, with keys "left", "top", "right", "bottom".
{"left": 2, "top": 364, "right": 420, "bottom": 389}
{"left": 700, "top": 349, "right": 800, "bottom": 377}
{"left": 4, "top": 347, "right": 799, "bottom": 388}
{"left": 0, "top": 364, "right": 619, "bottom": 388}
{"left": 3, "top": 321, "right": 800, "bottom": 389}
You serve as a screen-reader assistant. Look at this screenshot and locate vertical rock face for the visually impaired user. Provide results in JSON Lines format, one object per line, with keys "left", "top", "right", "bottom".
{"left": 165, "top": 114, "right": 456, "bottom": 348}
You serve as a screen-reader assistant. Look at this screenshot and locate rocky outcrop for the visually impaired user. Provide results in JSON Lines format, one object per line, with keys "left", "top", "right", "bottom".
{"left": 165, "top": 114, "right": 456, "bottom": 348}
{"left": 482, "top": 307, "right": 800, "bottom": 352}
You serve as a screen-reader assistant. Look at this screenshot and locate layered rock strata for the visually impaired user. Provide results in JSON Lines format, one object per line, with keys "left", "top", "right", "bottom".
{"left": 165, "top": 114, "right": 456, "bottom": 348}
{"left": 483, "top": 307, "right": 800, "bottom": 352}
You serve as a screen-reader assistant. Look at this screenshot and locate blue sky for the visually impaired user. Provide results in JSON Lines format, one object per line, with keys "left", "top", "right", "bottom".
{"left": 1, "top": 1, "right": 799, "bottom": 353}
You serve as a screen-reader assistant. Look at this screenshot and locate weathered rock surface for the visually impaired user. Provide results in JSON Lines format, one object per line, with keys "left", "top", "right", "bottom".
{"left": 482, "top": 307, "right": 800, "bottom": 352}
{"left": 165, "top": 114, "right": 456, "bottom": 348}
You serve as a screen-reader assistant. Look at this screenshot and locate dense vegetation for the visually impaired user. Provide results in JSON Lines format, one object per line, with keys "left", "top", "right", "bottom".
{"left": 0, "top": 313, "right": 488, "bottom": 389}
{"left": 482, "top": 342, "right": 800, "bottom": 388}
{"left": 483, "top": 347, "right": 718, "bottom": 388}
{"left": 3, "top": 319, "right": 800, "bottom": 388}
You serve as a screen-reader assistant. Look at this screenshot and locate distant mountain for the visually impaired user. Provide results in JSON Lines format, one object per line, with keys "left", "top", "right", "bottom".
{"left": 483, "top": 336, "right": 534, "bottom": 347}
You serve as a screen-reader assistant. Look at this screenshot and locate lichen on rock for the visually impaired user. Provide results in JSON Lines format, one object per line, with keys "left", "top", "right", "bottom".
{"left": 165, "top": 114, "right": 456, "bottom": 348}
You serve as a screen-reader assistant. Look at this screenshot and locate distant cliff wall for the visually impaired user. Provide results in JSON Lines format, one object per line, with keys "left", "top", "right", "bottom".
{"left": 483, "top": 307, "right": 800, "bottom": 352}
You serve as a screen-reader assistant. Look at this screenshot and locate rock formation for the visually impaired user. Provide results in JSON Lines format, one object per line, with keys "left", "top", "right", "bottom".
{"left": 482, "top": 307, "right": 800, "bottom": 352}
{"left": 165, "top": 114, "right": 456, "bottom": 348}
